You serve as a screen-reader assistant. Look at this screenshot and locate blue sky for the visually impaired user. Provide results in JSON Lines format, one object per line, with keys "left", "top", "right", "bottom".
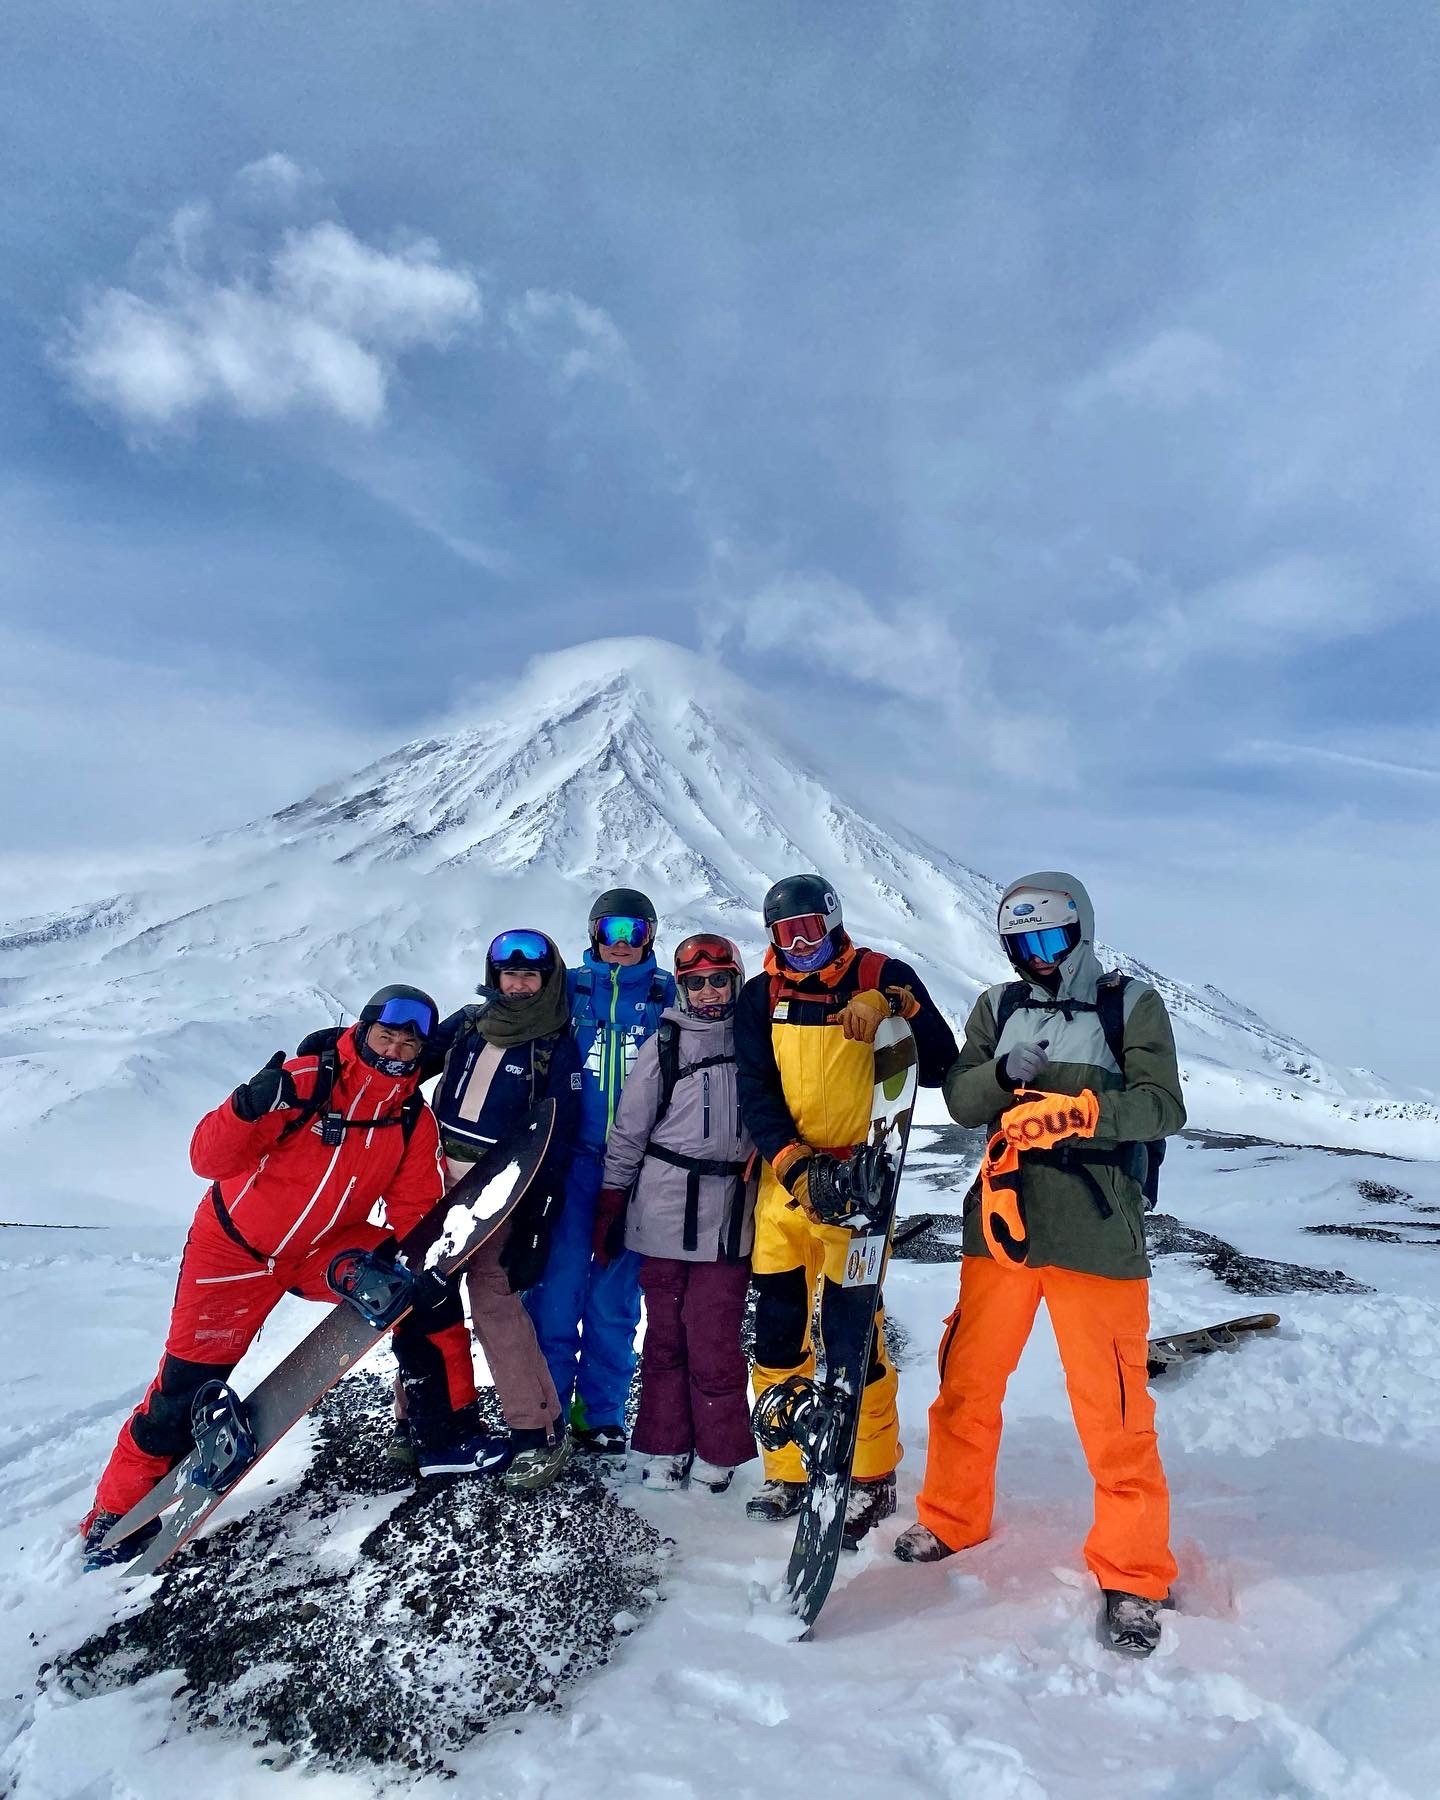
{"left": 2, "top": 0, "right": 1437, "bottom": 1082}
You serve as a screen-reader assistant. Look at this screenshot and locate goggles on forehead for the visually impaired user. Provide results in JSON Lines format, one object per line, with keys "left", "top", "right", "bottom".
{"left": 674, "top": 933, "right": 736, "bottom": 975}
{"left": 372, "top": 996, "right": 436, "bottom": 1037}
{"left": 595, "top": 914, "right": 653, "bottom": 949}
{"left": 489, "top": 929, "right": 552, "bottom": 967}
{"left": 1006, "top": 925, "right": 1079, "bottom": 965}
{"left": 770, "top": 911, "right": 830, "bottom": 953}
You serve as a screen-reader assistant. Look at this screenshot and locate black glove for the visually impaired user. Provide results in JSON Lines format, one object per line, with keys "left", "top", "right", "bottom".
{"left": 231, "top": 1052, "right": 299, "bottom": 1123}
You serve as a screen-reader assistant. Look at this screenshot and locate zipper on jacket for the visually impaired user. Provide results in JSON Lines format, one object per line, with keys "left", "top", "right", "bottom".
{"left": 605, "top": 965, "right": 621, "bottom": 1133}
{"left": 703, "top": 1070, "right": 711, "bottom": 1139}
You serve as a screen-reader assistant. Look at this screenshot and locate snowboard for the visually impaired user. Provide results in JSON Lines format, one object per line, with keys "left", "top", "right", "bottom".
{"left": 1147, "top": 1312, "right": 1280, "bottom": 1377}
{"left": 752, "top": 1016, "right": 919, "bottom": 1633}
{"left": 103, "top": 1099, "right": 557, "bottom": 1577}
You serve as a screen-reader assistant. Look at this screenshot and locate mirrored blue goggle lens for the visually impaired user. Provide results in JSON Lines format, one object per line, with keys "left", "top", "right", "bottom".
{"left": 375, "top": 997, "right": 436, "bottom": 1035}
{"left": 1009, "top": 926, "right": 1074, "bottom": 963}
{"left": 489, "top": 929, "right": 551, "bottom": 966}
{"left": 596, "top": 915, "right": 651, "bottom": 947}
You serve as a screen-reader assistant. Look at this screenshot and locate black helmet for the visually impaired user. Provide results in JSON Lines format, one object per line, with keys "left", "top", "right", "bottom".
{"left": 357, "top": 983, "right": 440, "bottom": 1040}
{"left": 588, "top": 887, "right": 658, "bottom": 952}
{"left": 762, "top": 873, "right": 843, "bottom": 933}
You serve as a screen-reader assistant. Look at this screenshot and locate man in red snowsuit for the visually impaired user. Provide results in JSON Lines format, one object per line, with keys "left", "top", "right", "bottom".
{"left": 83, "top": 985, "right": 477, "bottom": 1564}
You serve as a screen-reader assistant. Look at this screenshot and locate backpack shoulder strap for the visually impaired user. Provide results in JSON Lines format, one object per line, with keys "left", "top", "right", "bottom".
{"left": 855, "top": 948, "right": 888, "bottom": 993}
{"left": 993, "top": 981, "right": 1030, "bottom": 1045}
{"left": 399, "top": 1091, "right": 424, "bottom": 1145}
{"left": 278, "top": 1035, "right": 340, "bottom": 1143}
{"left": 1095, "top": 973, "right": 1131, "bottom": 1070}
{"left": 649, "top": 974, "right": 669, "bottom": 1007}
{"left": 653, "top": 1019, "right": 682, "bottom": 1127}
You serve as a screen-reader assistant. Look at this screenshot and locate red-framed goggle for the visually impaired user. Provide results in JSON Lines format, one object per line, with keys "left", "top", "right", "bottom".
{"left": 770, "top": 912, "right": 830, "bottom": 954}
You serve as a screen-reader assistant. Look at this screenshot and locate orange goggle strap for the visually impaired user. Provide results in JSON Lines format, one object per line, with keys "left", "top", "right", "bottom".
{"left": 980, "top": 1131, "right": 1030, "bottom": 1267}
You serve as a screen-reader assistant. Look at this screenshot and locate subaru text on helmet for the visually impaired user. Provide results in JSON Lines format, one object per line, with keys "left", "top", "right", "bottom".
{"left": 762, "top": 873, "right": 844, "bottom": 975}
{"left": 998, "top": 886, "right": 1082, "bottom": 989}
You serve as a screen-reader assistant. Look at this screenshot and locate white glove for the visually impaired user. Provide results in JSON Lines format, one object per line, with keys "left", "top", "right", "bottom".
{"left": 1002, "top": 1039, "right": 1050, "bottom": 1086}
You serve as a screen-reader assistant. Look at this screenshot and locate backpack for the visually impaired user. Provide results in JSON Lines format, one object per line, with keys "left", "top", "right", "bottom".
{"left": 275, "top": 1028, "right": 425, "bottom": 1149}
{"left": 765, "top": 947, "right": 890, "bottom": 1015}
{"left": 993, "top": 972, "right": 1167, "bottom": 1209}
{"left": 652, "top": 1017, "right": 737, "bottom": 1128}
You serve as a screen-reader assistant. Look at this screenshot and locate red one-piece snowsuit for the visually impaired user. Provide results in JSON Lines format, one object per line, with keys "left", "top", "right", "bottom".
{"left": 89, "top": 1026, "right": 474, "bottom": 1521}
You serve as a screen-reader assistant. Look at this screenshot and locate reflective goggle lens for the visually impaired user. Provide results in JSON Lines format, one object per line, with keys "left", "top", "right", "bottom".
{"left": 489, "top": 929, "right": 551, "bottom": 967}
{"left": 680, "top": 971, "right": 734, "bottom": 995}
{"left": 675, "top": 934, "right": 734, "bottom": 974}
{"left": 771, "top": 912, "right": 829, "bottom": 952}
{"left": 1008, "top": 926, "right": 1075, "bottom": 964}
{"left": 596, "top": 914, "right": 652, "bottom": 948}
{"left": 374, "top": 997, "right": 436, "bottom": 1036}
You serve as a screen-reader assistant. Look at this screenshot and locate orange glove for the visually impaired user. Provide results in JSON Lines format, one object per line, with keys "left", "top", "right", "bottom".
{"left": 999, "top": 1089, "right": 1101, "bottom": 1153}
{"left": 773, "top": 1141, "right": 822, "bottom": 1224}
{"left": 883, "top": 984, "right": 922, "bottom": 1021}
{"left": 834, "top": 989, "right": 890, "bottom": 1044}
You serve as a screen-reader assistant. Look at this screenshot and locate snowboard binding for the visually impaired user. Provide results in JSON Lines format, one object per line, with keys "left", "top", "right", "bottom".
{"left": 188, "top": 1382, "right": 257, "bottom": 1494}
{"left": 326, "top": 1246, "right": 432, "bottom": 1328}
{"left": 805, "top": 1139, "right": 893, "bottom": 1231}
{"left": 752, "top": 1374, "right": 838, "bottom": 1469}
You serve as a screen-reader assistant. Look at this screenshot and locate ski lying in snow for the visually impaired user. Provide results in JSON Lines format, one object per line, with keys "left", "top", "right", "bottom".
{"left": 751, "top": 1017, "right": 918, "bottom": 1634}
{"left": 103, "top": 1100, "right": 557, "bottom": 1577}
{"left": 1147, "top": 1312, "right": 1280, "bottom": 1376}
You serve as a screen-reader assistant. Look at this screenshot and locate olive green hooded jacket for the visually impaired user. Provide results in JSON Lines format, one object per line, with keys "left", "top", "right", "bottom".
{"left": 943, "top": 870, "right": 1185, "bottom": 1279}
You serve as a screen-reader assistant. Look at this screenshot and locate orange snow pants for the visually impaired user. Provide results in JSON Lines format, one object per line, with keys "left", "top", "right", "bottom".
{"left": 917, "top": 1255, "right": 1176, "bottom": 1601}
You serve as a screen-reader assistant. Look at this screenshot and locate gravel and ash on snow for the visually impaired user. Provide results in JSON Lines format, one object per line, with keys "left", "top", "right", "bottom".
{"left": 45, "top": 1374, "right": 666, "bottom": 1777}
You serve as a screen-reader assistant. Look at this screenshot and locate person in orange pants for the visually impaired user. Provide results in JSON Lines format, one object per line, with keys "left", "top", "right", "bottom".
{"left": 894, "top": 871, "right": 1185, "bottom": 1657}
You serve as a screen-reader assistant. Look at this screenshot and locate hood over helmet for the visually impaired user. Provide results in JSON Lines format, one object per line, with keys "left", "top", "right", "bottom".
{"left": 996, "top": 870, "right": 1103, "bottom": 1004}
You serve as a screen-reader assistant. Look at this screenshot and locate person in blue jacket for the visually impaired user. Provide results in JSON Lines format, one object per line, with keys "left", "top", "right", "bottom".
{"left": 524, "top": 887, "right": 676, "bottom": 1454}
{"left": 415, "top": 929, "right": 581, "bottom": 1490}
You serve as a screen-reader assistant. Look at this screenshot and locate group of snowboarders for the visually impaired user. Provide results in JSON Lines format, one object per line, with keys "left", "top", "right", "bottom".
{"left": 82, "top": 868, "right": 1186, "bottom": 1656}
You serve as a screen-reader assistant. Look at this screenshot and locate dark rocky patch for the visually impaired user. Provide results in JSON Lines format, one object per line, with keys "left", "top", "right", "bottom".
{"left": 47, "top": 1373, "right": 665, "bottom": 1777}
{"left": 892, "top": 1211, "right": 967, "bottom": 1264}
{"left": 1148, "top": 1215, "right": 1372, "bottom": 1295}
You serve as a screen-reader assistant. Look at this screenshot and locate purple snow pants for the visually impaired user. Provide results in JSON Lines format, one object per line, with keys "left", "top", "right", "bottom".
{"left": 634, "top": 1256, "right": 758, "bottom": 1469}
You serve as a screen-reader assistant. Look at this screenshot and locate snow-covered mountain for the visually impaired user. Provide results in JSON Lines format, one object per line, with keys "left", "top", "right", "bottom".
{"left": 1, "top": 637, "right": 1435, "bottom": 1223}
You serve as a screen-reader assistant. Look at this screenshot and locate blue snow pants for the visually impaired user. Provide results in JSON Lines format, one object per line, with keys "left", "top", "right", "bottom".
{"left": 523, "top": 1146, "right": 643, "bottom": 1429}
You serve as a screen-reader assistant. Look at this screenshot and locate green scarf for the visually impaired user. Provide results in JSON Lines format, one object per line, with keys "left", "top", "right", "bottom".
{"left": 474, "top": 952, "right": 570, "bottom": 1049}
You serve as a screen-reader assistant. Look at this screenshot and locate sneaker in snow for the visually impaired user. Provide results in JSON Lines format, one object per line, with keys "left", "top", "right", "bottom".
{"left": 689, "top": 1457, "right": 736, "bottom": 1494}
{"left": 893, "top": 1521, "right": 956, "bottom": 1564}
{"left": 503, "top": 1428, "right": 574, "bottom": 1491}
{"left": 572, "top": 1422, "right": 628, "bottom": 1458}
{"left": 1102, "top": 1588, "right": 1164, "bottom": 1657}
{"left": 641, "top": 1453, "right": 691, "bottom": 1492}
{"left": 841, "top": 1473, "right": 897, "bottom": 1550}
{"left": 81, "top": 1508, "right": 162, "bottom": 1573}
{"left": 745, "top": 1478, "right": 807, "bottom": 1522}
{"left": 416, "top": 1431, "right": 515, "bottom": 1479}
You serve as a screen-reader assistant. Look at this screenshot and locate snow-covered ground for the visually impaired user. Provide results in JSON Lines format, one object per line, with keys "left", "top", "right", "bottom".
{"left": 6, "top": 1130, "right": 1440, "bottom": 1799}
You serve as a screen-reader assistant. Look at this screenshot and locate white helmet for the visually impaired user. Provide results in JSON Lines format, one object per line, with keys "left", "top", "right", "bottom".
{"left": 998, "top": 886, "right": 1082, "bottom": 976}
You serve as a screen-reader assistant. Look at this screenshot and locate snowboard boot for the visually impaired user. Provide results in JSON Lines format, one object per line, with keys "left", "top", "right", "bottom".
{"left": 503, "top": 1427, "right": 574, "bottom": 1492}
{"left": 841, "top": 1473, "right": 897, "bottom": 1550}
{"left": 689, "top": 1457, "right": 737, "bottom": 1494}
{"left": 81, "top": 1508, "right": 162, "bottom": 1573}
{"left": 641, "top": 1453, "right": 691, "bottom": 1492}
{"left": 385, "top": 1417, "right": 417, "bottom": 1469}
{"left": 1102, "top": 1589, "right": 1164, "bottom": 1658}
{"left": 415, "top": 1431, "right": 515, "bottom": 1479}
{"left": 893, "top": 1521, "right": 957, "bottom": 1564}
{"left": 745, "top": 1478, "right": 807, "bottom": 1521}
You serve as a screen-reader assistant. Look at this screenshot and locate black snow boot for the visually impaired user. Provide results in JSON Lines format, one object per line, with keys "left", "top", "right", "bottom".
{"left": 82, "top": 1509, "right": 162, "bottom": 1573}
{"left": 1102, "top": 1589, "right": 1164, "bottom": 1657}
{"left": 841, "top": 1473, "right": 897, "bottom": 1550}
{"left": 745, "top": 1478, "right": 807, "bottom": 1521}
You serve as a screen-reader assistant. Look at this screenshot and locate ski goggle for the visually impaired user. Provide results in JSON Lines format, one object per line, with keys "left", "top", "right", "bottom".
{"left": 595, "top": 914, "right": 652, "bottom": 948}
{"left": 675, "top": 934, "right": 737, "bottom": 976}
{"left": 1006, "top": 924, "right": 1080, "bottom": 965}
{"left": 489, "top": 929, "right": 552, "bottom": 968}
{"left": 679, "top": 970, "right": 735, "bottom": 994}
{"left": 370, "top": 996, "right": 437, "bottom": 1037}
{"left": 770, "top": 912, "right": 829, "bottom": 953}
